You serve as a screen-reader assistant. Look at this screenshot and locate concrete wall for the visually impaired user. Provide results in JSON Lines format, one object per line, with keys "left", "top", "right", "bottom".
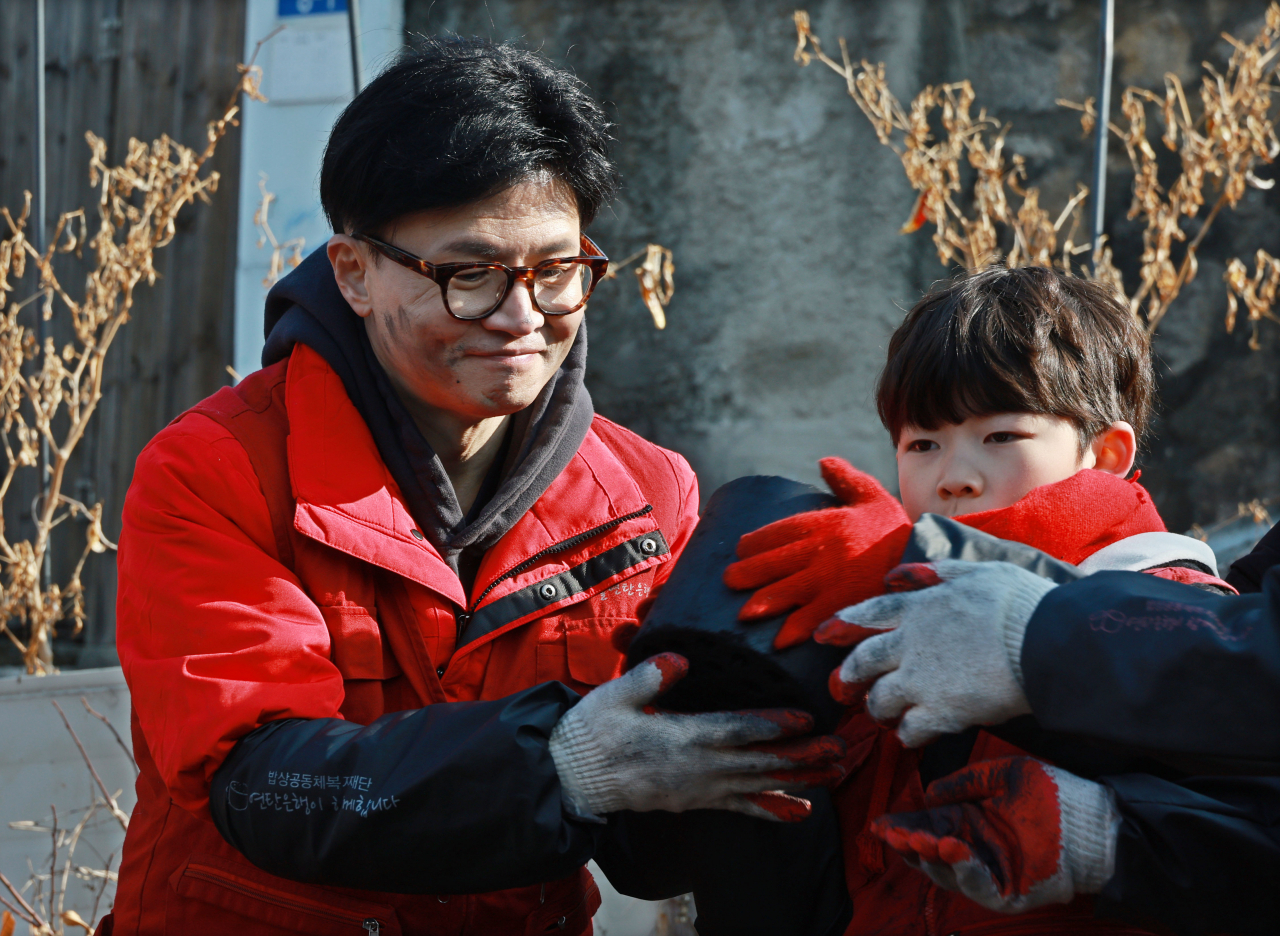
{"left": 409, "top": 0, "right": 936, "bottom": 495}
{"left": 406, "top": 0, "right": 1280, "bottom": 531}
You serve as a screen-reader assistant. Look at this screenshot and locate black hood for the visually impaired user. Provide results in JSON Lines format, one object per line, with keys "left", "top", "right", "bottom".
{"left": 262, "top": 246, "right": 595, "bottom": 577}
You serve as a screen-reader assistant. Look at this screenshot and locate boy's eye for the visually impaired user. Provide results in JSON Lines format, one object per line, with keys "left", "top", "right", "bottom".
{"left": 986, "top": 432, "right": 1023, "bottom": 444}
{"left": 905, "top": 439, "right": 938, "bottom": 453}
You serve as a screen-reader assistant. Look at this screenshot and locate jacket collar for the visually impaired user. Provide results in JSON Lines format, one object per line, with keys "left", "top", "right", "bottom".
{"left": 283, "top": 344, "right": 652, "bottom": 608}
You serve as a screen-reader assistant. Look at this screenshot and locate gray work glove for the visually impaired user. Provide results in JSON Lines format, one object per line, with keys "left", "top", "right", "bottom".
{"left": 550, "top": 653, "right": 846, "bottom": 822}
{"left": 872, "top": 756, "right": 1119, "bottom": 913}
{"left": 815, "top": 560, "right": 1056, "bottom": 747}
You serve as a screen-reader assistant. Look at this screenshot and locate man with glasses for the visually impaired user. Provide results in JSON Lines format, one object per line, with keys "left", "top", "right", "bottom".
{"left": 105, "top": 37, "right": 845, "bottom": 936}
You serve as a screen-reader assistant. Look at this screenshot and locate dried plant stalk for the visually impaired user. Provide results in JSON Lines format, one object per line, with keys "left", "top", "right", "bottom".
{"left": 599, "top": 243, "right": 677, "bottom": 329}
{"left": 793, "top": 5, "right": 1280, "bottom": 342}
{"left": 1108, "top": 3, "right": 1280, "bottom": 332}
{"left": 0, "top": 63, "right": 266, "bottom": 673}
{"left": 253, "top": 173, "right": 305, "bottom": 288}
{"left": 792, "top": 11, "right": 1091, "bottom": 275}
{"left": 1225, "top": 249, "right": 1280, "bottom": 348}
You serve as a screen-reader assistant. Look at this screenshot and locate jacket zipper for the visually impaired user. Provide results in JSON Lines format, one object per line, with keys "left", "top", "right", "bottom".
{"left": 183, "top": 864, "right": 385, "bottom": 932}
{"left": 453, "top": 504, "right": 655, "bottom": 641}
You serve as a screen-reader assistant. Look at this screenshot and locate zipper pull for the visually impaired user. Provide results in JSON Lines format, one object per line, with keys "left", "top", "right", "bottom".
{"left": 455, "top": 610, "right": 472, "bottom": 639}
{"left": 363, "top": 920, "right": 380, "bottom": 935}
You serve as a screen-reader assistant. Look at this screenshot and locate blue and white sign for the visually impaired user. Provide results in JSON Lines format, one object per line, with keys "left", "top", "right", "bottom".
{"left": 235, "top": 0, "right": 403, "bottom": 380}
{"left": 278, "top": 0, "right": 348, "bottom": 16}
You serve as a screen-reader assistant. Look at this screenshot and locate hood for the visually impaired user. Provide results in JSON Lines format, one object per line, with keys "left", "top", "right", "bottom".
{"left": 261, "top": 246, "right": 595, "bottom": 570}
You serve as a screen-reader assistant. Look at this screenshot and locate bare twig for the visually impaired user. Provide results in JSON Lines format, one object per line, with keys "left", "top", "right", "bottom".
{"left": 48, "top": 805, "right": 57, "bottom": 928}
{"left": 253, "top": 174, "right": 305, "bottom": 288}
{"left": 87, "top": 853, "right": 114, "bottom": 930}
{"left": 81, "top": 697, "right": 137, "bottom": 775}
{"left": 51, "top": 700, "right": 128, "bottom": 831}
{"left": 0, "top": 870, "right": 48, "bottom": 932}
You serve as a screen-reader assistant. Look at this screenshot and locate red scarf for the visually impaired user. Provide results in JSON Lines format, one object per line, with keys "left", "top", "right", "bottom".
{"left": 954, "top": 469, "right": 1166, "bottom": 566}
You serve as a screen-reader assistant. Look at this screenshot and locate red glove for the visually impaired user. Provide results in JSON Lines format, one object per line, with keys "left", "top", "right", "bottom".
{"left": 723, "top": 457, "right": 911, "bottom": 650}
{"left": 871, "top": 757, "right": 1119, "bottom": 913}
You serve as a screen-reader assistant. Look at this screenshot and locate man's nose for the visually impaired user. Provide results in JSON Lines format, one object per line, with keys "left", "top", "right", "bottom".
{"left": 483, "top": 277, "right": 543, "bottom": 336}
{"left": 937, "top": 458, "right": 983, "bottom": 502}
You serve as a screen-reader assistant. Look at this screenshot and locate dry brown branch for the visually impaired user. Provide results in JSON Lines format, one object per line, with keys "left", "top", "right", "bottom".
{"left": 253, "top": 173, "right": 305, "bottom": 288}
{"left": 0, "top": 870, "right": 49, "bottom": 934}
{"left": 599, "top": 244, "right": 676, "bottom": 329}
{"left": 794, "top": 5, "right": 1280, "bottom": 344}
{"left": 48, "top": 805, "right": 57, "bottom": 927}
{"left": 1108, "top": 4, "right": 1280, "bottom": 333}
{"left": 635, "top": 245, "right": 675, "bottom": 329}
{"left": 792, "top": 11, "right": 1083, "bottom": 272}
{"left": 0, "top": 61, "right": 265, "bottom": 673}
{"left": 80, "top": 696, "right": 137, "bottom": 775}
{"left": 1225, "top": 248, "right": 1280, "bottom": 348}
{"left": 51, "top": 700, "right": 128, "bottom": 831}
{"left": 86, "top": 853, "right": 116, "bottom": 934}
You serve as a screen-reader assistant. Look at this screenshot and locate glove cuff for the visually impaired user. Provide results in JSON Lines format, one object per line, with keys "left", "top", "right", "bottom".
{"left": 1001, "top": 570, "right": 1056, "bottom": 691}
{"left": 548, "top": 704, "right": 615, "bottom": 823}
{"left": 1048, "top": 765, "right": 1120, "bottom": 895}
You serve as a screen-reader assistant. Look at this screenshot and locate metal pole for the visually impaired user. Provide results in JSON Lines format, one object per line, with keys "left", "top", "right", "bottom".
{"left": 347, "top": 0, "right": 364, "bottom": 95}
{"left": 34, "top": 0, "right": 51, "bottom": 589}
{"left": 1090, "top": 0, "right": 1115, "bottom": 259}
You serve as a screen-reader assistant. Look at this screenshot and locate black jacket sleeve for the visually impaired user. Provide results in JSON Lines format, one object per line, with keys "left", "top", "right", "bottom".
{"left": 1227, "top": 521, "right": 1280, "bottom": 594}
{"left": 1021, "top": 568, "right": 1280, "bottom": 771}
{"left": 1096, "top": 774, "right": 1280, "bottom": 936}
{"left": 209, "top": 681, "right": 603, "bottom": 894}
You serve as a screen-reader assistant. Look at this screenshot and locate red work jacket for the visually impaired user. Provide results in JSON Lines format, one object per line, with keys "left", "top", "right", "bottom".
{"left": 107, "top": 344, "right": 699, "bottom": 936}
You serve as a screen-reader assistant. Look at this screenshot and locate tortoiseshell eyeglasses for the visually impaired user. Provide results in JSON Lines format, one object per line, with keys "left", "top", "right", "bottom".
{"left": 353, "top": 232, "right": 610, "bottom": 321}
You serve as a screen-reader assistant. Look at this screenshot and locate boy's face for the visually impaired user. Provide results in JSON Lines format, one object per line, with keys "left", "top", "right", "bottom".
{"left": 896, "top": 413, "right": 1094, "bottom": 522}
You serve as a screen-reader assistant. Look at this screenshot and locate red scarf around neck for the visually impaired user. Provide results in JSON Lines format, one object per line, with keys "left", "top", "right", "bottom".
{"left": 953, "top": 469, "right": 1166, "bottom": 567}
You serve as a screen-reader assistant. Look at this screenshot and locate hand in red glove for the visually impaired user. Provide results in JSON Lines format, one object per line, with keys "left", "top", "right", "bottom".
{"left": 871, "top": 756, "right": 1119, "bottom": 913}
{"left": 723, "top": 457, "right": 911, "bottom": 650}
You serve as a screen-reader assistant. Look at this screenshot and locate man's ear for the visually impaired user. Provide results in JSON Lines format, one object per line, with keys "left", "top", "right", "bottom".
{"left": 327, "top": 235, "right": 374, "bottom": 318}
{"left": 1089, "top": 421, "right": 1137, "bottom": 477}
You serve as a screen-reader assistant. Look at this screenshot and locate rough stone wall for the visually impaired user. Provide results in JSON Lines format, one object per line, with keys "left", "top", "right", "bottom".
{"left": 406, "top": 0, "right": 1280, "bottom": 531}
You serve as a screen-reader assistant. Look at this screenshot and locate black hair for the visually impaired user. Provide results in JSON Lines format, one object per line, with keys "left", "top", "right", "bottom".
{"left": 876, "top": 265, "right": 1155, "bottom": 454}
{"left": 320, "top": 35, "right": 618, "bottom": 235}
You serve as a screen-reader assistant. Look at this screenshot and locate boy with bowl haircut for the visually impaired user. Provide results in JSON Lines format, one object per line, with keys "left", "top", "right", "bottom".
{"left": 726, "top": 265, "right": 1230, "bottom": 935}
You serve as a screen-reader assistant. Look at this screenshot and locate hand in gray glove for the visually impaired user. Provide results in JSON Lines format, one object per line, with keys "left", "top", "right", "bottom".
{"left": 549, "top": 653, "right": 846, "bottom": 823}
{"left": 870, "top": 756, "right": 1119, "bottom": 913}
{"left": 814, "top": 560, "right": 1057, "bottom": 747}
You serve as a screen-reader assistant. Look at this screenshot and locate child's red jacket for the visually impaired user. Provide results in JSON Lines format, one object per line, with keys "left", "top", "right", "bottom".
{"left": 833, "top": 470, "right": 1232, "bottom": 936}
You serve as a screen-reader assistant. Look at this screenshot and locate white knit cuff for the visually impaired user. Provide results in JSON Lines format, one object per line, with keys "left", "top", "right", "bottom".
{"left": 1050, "top": 766, "right": 1120, "bottom": 894}
{"left": 1002, "top": 572, "right": 1057, "bottom": 690}
{"left": 1003, "top": 608, "right": 1030, "bottom": 689}
{"left": 548, "top": 707, "right": 612, "bottom": 823}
